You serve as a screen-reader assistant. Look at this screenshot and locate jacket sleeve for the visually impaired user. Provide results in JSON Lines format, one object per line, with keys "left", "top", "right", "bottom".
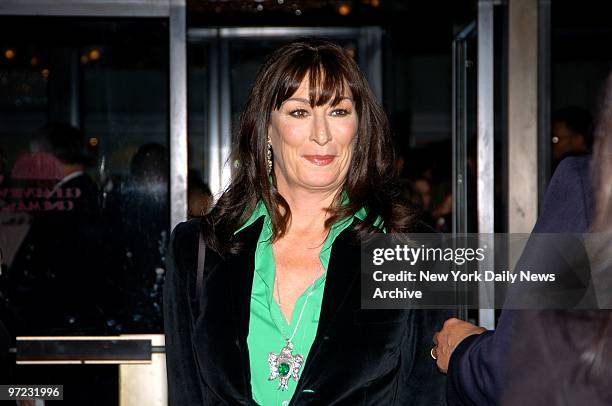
{"left": 163, "top": 221, "right": 205, "bottom": 405}
{"left": 447, "top": 312, "right": 516, "bottom": 406}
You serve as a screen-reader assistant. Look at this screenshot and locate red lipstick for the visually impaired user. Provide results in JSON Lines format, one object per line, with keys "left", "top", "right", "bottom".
{"left": 302, "top": 155, "right": 336, "bottom": 166}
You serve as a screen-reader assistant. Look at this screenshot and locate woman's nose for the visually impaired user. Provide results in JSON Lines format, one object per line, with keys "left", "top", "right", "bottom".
{"left": 310, "top": 114, "right": 332, "bottom": 145}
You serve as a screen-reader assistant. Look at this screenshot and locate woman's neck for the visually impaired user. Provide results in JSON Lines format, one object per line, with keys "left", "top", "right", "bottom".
{"left": 275, "top": 179, "right": 340, "bottom": 237}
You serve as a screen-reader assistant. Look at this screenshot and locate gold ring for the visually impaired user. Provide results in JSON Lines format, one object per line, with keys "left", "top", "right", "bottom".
{"left": 430, "top": 347, "right": 437, "bottom": 360}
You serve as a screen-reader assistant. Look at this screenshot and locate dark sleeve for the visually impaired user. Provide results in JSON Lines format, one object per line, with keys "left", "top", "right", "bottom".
{"left": 533, "top": 156, "right": 592, "bottom": 233}
{"left": 446, "top": 156, "right": 593, "bottom": 405}
{"left": 401, "top": 309, "right": 451, "bottom": 405}
{"left": 447, "top": 312, "right": 516, "bottom": 406}
{"left": 163, "top": 221, "right": 205, "bottom": 405}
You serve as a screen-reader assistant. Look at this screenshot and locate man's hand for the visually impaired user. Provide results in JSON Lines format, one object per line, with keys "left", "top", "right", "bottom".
{"left": 432, "top": 318, "right": 486, "bottom": 373}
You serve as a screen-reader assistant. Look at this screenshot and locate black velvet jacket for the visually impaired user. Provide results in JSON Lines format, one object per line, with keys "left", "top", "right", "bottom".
{"left": 164, "top": 217, "right": 449, "bottom": 405}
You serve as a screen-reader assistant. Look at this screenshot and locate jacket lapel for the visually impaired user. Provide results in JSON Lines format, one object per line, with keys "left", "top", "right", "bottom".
{"left": 293, "top": 228, "right": 360, "bottom": 396}
{"left": 226, "top": 217, "right": 264, "bottom": 403}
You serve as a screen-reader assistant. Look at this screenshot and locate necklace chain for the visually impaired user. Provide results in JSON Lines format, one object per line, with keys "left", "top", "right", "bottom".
{"left": 267, "top": 245, "right": 327, "bottom": 390}
{"left": 274, "top": 262, "right": 322, "bottom": 343}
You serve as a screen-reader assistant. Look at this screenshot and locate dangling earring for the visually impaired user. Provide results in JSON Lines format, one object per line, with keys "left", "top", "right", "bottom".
{"left": 267, "top": 136, "right": 273, "bottom": 175}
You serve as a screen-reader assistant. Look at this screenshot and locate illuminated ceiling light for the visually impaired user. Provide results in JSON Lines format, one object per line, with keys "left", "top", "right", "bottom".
{"left": 81, "top": 55, "right": 89, "bottom": 65}
{"left": 371, "top": 0, "right": 380, "bottom": 7}
{"left": 89, "top": 137, "right": 99, "bottom": 147}
{"left": 338, "top": 4, "right": 351, "bottom": 15}
{"left": 30, "top": 57, "right": 39, "bottom": 67}
{"left": 89, "top": 49, "right": 101, "bottom": 61}
{"left": 295, "top": 9, "right": 302, "bottom": 15}
{"left": 4, "top": 49, "right": 16, "bottom": 60}
{"left": 256, "top": 4, "right": 263, "bottom": 11}
{"left": 41, "top": 69, "right": 50, "bottom": 79}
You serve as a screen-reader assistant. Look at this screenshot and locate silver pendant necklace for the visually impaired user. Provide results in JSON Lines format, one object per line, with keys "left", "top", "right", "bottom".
{"left": 268, "top": 262, "right": 321, "bottom": 391}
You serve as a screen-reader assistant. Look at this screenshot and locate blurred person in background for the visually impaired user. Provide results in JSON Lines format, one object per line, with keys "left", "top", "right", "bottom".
{"left": 396, "top": 146, "right": 454, "bottom": 232}
{"left": 187, "top": 169, "right": 213, "bottom": 218}
{"left": 551, "top": 106, "right": 593, "bottom": 169}
{"left": 109, "top": 142, "right": 170, "bottom": 332}
{"left": 30, "top": 122, "right": 99, "bottom": 218}
{"left": 7, "top": 122, "right": 105, "bottom": 334}
{"left": 97, "top": 142, "right": 171, "bottom": 333}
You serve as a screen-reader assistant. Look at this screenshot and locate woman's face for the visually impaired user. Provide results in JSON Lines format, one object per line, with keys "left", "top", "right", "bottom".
{"left": 268, "top": 77, "right": 358, "bottom": 194}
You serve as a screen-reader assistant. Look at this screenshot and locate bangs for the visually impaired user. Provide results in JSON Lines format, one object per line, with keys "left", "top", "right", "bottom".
{"left": 271, "top": 48, "right": 357, "bottom": 110}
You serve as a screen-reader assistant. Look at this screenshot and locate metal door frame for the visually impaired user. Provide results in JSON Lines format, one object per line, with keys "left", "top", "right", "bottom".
{"left": 452, "top": 2, "right": 496, "bottom": 329}
{"left": 477, "top": 0, "right": 496, "bottom": 330}
{"left": 452, "top": 21, "right": 476, "bottom": 323}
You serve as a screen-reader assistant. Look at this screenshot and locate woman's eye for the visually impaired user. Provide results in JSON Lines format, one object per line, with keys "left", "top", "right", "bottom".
{"left": 289, "top": 109, "right": 309, "bottom": 118}
{"left": 330, "top": 109, "right": 350, "bottom": 116}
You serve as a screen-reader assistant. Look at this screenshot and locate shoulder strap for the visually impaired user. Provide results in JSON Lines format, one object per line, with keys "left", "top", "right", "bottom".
{"left": 196, "top": 232, "right": 206, "bottom": 308}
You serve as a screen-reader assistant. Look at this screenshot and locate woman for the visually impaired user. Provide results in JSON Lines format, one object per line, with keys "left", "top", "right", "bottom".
{"left": 164, "top": 39, "right": 447, "bottom": 405}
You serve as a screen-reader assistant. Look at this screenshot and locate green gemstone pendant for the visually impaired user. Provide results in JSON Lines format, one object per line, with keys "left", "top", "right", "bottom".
{"left": 268, "top": 341, "right": 304, "bottom": 390}
{"left": 278, "top": 362, "right": 290, "bottom": 376}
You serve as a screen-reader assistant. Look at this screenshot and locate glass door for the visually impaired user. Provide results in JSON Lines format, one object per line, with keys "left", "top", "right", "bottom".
{"left": 0, "top": 12, "right": 178, "bottom": 406}
{"left": 452, "top": 0, "right": 509, "bottom": 329}
{"left": 453, "top": 21, "right": 478, "bottom": 237}
{"left": 452, "top": 0, "right": 504, "bottom": 329}
{"left": 452, "top": 21, "right": 477, "bottom": 323}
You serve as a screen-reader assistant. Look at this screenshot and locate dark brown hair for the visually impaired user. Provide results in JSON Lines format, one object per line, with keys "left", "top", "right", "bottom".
{"left": 203, "top": 38, "right": 415, "bottom": 254}
{"left": 555, "top": 71, "right": 612, "bottom": 391}
{"left": 591, "top": 71, "right": 612, "bottom": 232}
{"left": 574, "top": 71, "right": 612, "bottom": 386}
